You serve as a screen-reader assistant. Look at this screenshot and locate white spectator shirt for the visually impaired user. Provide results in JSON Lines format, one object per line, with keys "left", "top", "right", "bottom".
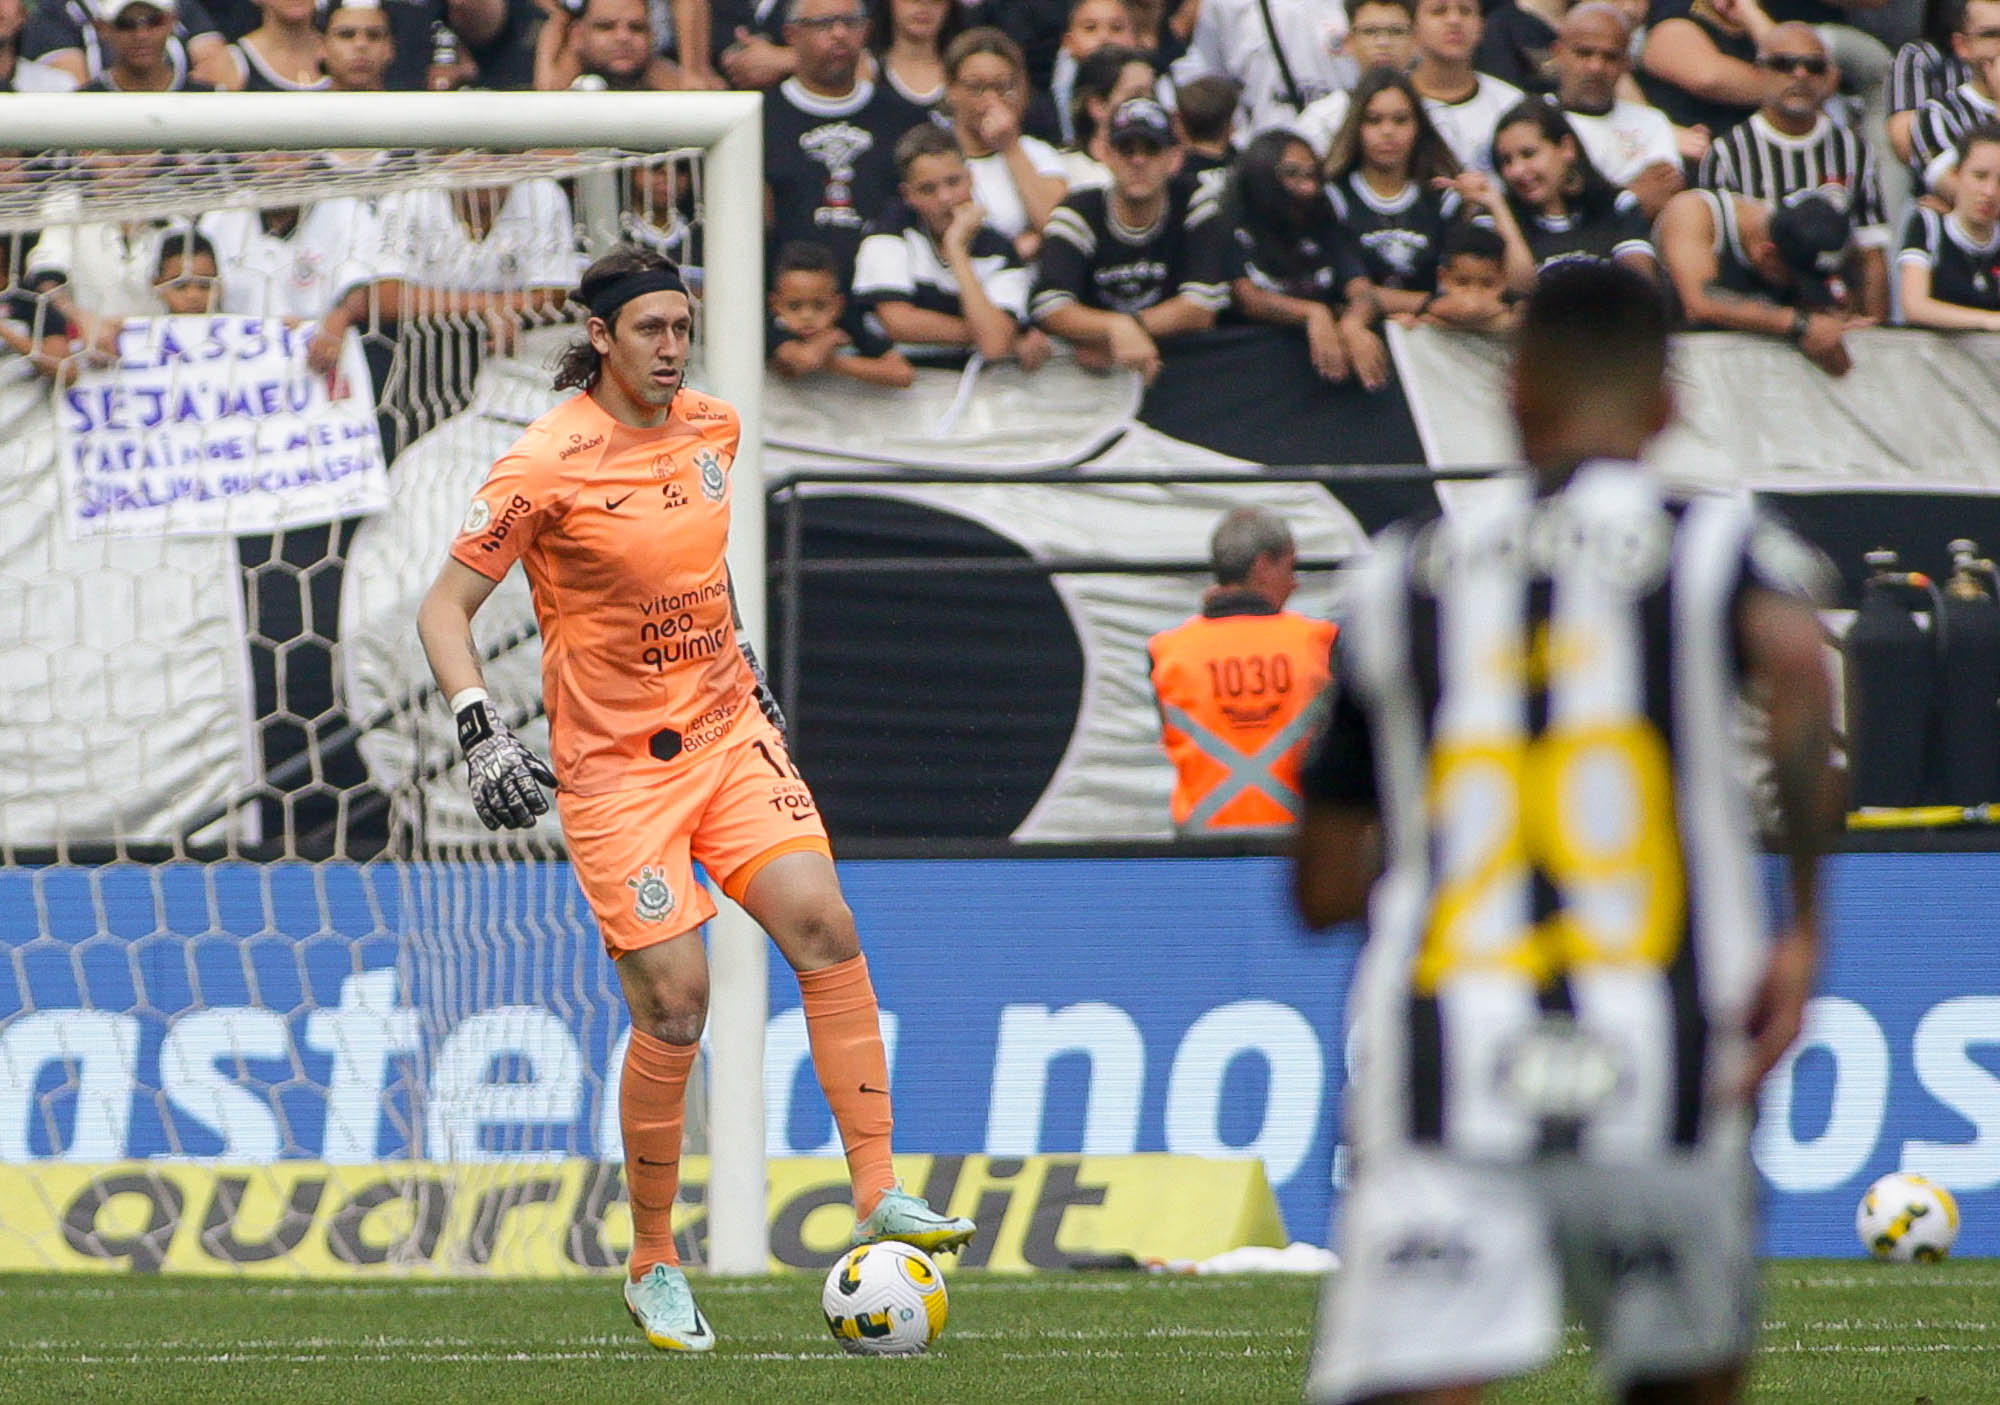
{"left": 965, "top": 135, "right": 1069, "bottom": 241}
{"left": 1059, "top": 147, "right": 1112, "bottom": 193}
{"left": 376, "top": 178, "right": 582, "bottom": 292}
{"left": 1566, "top": 101, "right": 1679, "bottom": 187}
{"left": 4, "top": 55, "right": 78, "bottom": 91}
{"left": 1422, "top": 73, "right": 1525, "bottom": 174}
{"left": 1171, "top": 0, "right": 1355, "bottom": 134}
{"left": 1296, "top": 88, "right": 1350, "bottom": 160}
{"left": 198, "top": 200, "right": 402, "bottom": 320}
{"left": 25, "top": 200, "right": 177, "bottom": 317}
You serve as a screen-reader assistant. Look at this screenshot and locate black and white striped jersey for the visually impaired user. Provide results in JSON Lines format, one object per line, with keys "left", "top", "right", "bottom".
{"left": 1911, "top": 81, "right": 2000, "bottom": 191}
{"left": 1697, "top": 113, "right": 1891, "bottom": 248}
{"left": 1888, "top": 39, "right": 1970, "bottom": 117}
{"left": 1304, "top": 463, "right": 1823, "bottom": 1165}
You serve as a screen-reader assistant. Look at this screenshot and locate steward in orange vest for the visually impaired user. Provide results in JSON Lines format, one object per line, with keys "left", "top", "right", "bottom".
{"left": 1149, "top": 508, "right": 1336, "bottom": 833}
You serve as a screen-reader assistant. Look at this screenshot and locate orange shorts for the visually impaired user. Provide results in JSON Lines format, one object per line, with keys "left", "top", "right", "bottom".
{"left": 557, "top": 721, "right": 831, "bottom": 956}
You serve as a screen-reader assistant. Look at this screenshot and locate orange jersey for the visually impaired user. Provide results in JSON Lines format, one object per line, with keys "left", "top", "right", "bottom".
{"left": 451, "top": 387, "right": 756, "bottom": 796}
{"left": 1148, "top": 605, "right": 1337, "bottom": 830}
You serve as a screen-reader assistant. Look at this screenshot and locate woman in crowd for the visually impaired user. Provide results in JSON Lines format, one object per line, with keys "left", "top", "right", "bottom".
{"left": 1323, "top": 67, "right": 1464, "bottom": 342}
{"left": 867, "top": 0, "right": 966, "bottom": 108}
{"left": 1224, "top": 129, "right": 1376, "bottom": 383}
{"left": 1060, "top": 43, "right": 1159, "bottom": 189}
{"left": 1899, "top": 122, "right": 2000, "bottom": 330}
{"left": 940, "top": 27, "right": 1069, "bottom": 257}
{"left": 217, "top": 0, "right": 327, "bottom": 89}
{"left": 1452, "top": 98, "right": 1654, "bottom": 293}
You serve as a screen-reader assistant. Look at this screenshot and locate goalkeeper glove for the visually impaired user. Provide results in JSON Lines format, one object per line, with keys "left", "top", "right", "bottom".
{"left": 737, "top": 633, "right": 788, "bottom": 738}
{"left": 453, "top": 691, "right": 556, "bottom": 830}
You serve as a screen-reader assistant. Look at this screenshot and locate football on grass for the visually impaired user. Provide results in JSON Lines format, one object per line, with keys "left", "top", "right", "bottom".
{"left": 1856, "top": 1171, "right": 1960, "bottom": 1262}
{"left": 822, "top": 1241, "right": 949, "bottom": 1356}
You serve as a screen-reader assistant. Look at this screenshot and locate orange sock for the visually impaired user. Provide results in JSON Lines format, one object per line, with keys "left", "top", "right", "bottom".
{"left": 798, "top": 953, "right": 896, "bottom": 1218}
{"left": 622, "top": 1027, "right": 697, "bottom": 1281}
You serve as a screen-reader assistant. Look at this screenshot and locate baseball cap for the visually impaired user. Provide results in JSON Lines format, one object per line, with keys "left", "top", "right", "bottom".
{"left": 1107, "top": 97, "right": 1175, "bottom": 150}
{"left": 1768, "top": 191, "right": 1852, "bottom": 309}
{"left": 95, "top": 0, "right": 177, "bottom": 20}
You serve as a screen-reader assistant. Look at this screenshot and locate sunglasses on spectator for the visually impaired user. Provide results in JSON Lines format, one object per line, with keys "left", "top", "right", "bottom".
{"left": 110, "top": 10, "right": 172, "bottom": 27}
{"left": 1760, "top": 53, "right": 1830, "bottom": 74}
{"left": 158, "top": 275, "right": 217, "bottom": 291}
{"left": 791, "top": 12, "right": 866, "bottom": 30}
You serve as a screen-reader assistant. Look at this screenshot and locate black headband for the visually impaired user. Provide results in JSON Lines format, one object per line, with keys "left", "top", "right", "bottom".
{"left": 585, "top": 267, "right": 687, "bottom": 323}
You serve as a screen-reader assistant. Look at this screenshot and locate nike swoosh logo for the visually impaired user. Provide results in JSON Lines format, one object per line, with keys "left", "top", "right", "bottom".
{"left": 859, "top": 1083, "right": 888, "bottom": 1095}
{"left": 606, "top": 491, "right": 636, "bottom": 510}
{"left": 790, "top": 810, "right": 817, "bottom": 822}
{"left": 635, "top": 1156, "right": 679, "bottom": 1167}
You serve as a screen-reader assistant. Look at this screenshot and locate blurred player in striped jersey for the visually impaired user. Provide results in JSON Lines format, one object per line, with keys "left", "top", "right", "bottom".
{"left": 416, "top": 246, "right": 973, "bottom": 1354}
{"left": 1295, "top": 262, "right": 1840, "bottom": 1405}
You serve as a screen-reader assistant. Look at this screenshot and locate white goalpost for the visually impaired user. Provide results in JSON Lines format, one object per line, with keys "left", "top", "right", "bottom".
{"left": 0, "top": 92, "right": 772, "bottom": 1275}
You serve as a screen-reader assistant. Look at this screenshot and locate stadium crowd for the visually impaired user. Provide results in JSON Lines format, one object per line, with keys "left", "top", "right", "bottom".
{"left": 1, "top": 0, "right": 1998, "bottom": 394}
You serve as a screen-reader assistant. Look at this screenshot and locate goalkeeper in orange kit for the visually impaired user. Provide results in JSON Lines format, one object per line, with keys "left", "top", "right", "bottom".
{"left": 415, "top": 247, "right": 973, "bottom": 1353}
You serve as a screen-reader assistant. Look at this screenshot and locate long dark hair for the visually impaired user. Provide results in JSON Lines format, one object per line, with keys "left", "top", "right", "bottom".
{"left": 1490, "top": 98, "right": 1621, "bottom": 223}
{"left": 868, "top": 0, "right": 969, "bottom": 61}
{"left": 552, "top": 246, "right": 684, "bottom": 391}
{"left": 1225, "top": 129, "right": 1347, "bottom": 297}
{"left": 1070, "top": 44, "right": 1155, "bottom": 150}
{"left": 1325, "top": 67, "right": 1460, "bottom": 188}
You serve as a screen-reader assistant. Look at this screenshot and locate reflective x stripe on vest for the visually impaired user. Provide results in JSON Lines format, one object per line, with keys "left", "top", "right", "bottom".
{"left": 1160, "top": 700, "right": 1322, "bottom": 831}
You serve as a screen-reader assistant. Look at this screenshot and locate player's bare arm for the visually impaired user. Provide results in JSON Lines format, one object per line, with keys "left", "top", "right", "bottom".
{"left": 416, "top": 557, "right": 502, "bottom": 700}
{"left": 1735, "top": 580, "right": 1839, "bottom": 1097}
{"left": 1293, "top": 803, "right": 1380, "bottom": 928}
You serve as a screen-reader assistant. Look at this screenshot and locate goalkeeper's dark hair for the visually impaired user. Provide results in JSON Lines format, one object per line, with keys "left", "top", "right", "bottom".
{"left": 553, "top": 246, "right": 687, "bottom": 391}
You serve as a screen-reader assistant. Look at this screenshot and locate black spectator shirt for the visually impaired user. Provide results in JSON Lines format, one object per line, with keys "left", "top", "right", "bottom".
{"left": 1510, "top": 190, "right": 1654, "bottom": 272}
{"left": 1030, "top": 179, "right": 1233, "bottom": 319}
{"left": 1221, "top": 203, "right": 1364, "bottom": 303}
{"left": 1637, "top": 0, "right": 1760, "bottom": 137}
{"left": 1327, "top": 172, "right": 1463, "bottom": 294}
{"left": 1898, "top": 205, "right": 2000, "bottom": 312}
{"left": 25, "top": 0, "right": 220, "bottom": 81}
{"left": 765, "top": 75, "right": 930, "bottom": 289}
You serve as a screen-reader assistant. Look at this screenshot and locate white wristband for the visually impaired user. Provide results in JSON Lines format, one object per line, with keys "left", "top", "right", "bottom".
{"left": 448, "top": 686, "right": 490, "bottom": 714}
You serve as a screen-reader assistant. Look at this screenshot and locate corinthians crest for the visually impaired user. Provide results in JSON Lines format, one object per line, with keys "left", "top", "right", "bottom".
{"left": 695, "top": 447, "right": 728, "bottom": 502}
{"left": 626, "top": 865, "right": 676, "bottom": 923}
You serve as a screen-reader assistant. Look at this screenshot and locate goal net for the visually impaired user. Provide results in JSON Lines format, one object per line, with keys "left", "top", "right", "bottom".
{"left": 0, "top": 92, "right": 771, "bottom": 1276}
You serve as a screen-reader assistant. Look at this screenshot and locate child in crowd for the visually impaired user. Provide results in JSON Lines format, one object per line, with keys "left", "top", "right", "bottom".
{"left": 1404, "top": 220, "right": 1519, "bottom": 331}
{"left": 767, "top": 241, "right": 915, "bottom": 388}
{"left": 1052, "top": 0, "right": 1138, "bottom": 143}
{"left": 1898, "top": 122, "right": 2000, "bottom": 329}
{"left": 1173, "top": 75, "right": 1241, "bottom": 184}
{"left": 152, "top": 229, "right": 221, "bottom": 314}
{"left": 852, "top": 124, "right": 1050, "bottom": 367}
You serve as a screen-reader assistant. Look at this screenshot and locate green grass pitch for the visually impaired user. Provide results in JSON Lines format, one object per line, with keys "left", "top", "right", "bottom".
{"left": 0, "top": 1261, "right": 1992, "bottom": 1404}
